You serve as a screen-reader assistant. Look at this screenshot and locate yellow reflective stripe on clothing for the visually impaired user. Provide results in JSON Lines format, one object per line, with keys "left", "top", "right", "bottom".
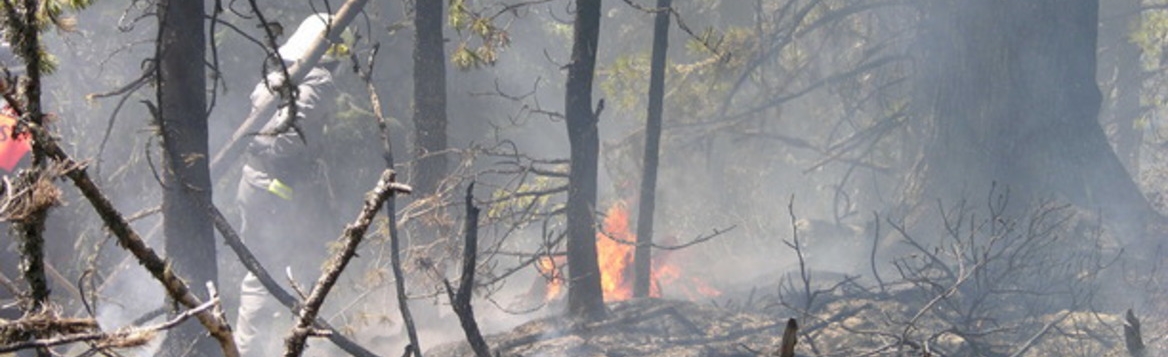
{"left": 266, "top": 179, "right": 294, "bottom": 200}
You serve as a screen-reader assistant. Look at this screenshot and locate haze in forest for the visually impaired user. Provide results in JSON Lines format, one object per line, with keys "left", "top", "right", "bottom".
{"left": 0, "top": 0, "right": 1163, "bottom": 356}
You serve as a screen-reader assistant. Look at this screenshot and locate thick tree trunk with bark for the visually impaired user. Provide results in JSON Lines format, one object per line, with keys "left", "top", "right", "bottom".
{"left": 916, "top": 0, "right": 1157, "bottom": 243}
{"left": 157, "top": 1, "right": 217, "bottom": 355}
{"left": 633, "top": 0, "right": 671, "bottom": 299}
{"left": 565, "top": 0, "right": 607, "bottom": 322}
{"left": 412, "top": 0, "right": 448, "bottom": 196}
{"left": 1099, "top": 0, "right": 1144, "bottom": 174}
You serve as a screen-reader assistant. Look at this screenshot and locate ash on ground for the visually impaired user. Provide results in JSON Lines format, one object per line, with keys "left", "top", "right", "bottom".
{"left": 428, "top": 298, "right": 787, "bottom": 357}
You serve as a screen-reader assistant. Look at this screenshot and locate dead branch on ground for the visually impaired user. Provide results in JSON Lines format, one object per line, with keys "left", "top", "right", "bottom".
{"left": 0, "top": 298, "right": 216, "bottom": 354}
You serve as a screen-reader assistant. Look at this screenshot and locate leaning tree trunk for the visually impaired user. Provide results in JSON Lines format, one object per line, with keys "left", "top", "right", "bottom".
{"left": 1099, "top": 0, "right": 1144, "bottom": 175}
{"left": 633, "top": 0, "right": 672, "bottom": 299}
{"left": 565, "top": 0, "right": 607, "bottom": 322}
{"left": 157, "top": 0, "right": 217, "bottom": 355}
{"left": 411, "top": 0, "right": 448, "bottom": 196}
{"left": 915, "top": 0, "right": 1157, "bottom": 244}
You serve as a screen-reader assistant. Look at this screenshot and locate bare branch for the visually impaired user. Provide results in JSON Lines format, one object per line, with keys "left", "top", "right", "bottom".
{"left": 198, "top": 185, "right": 380, "bottom": 357}
{"left": 27, "top": 127, "right": 239, "bottom": 356}
{"left": 283, "top": 169, "right": 411, "bottom": 356}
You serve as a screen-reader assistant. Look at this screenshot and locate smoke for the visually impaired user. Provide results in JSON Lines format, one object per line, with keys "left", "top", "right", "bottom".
{"left": 3, "top": 0, "right": 1158, "bottom": 355}
{"left": 93, "top": 262, "right": 167, "bottom": 357}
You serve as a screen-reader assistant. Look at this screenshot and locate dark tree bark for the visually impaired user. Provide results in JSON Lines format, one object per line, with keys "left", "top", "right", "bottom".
{"left": 156, "top": 1, "right": 217, "bottom": 355}
{"left": 565, "top": 0, "right": 606, "bottom": 322}
{"left": 444, "top": 184, "right": 491, "bottom": 357}
{"left": 411, "top": 0, "right": 448, "bottom": 196}
{"left": 1124, "top": 309, "right": 1147, "bottom": 357}
{"left": 915, "top": 0, "right": 1157, "bottom": 243}
{"left": 633, "top": 0, "right": 672, "bottom": 299}
{"left": 8, "top": 1, "right": 52, "bottom": 355}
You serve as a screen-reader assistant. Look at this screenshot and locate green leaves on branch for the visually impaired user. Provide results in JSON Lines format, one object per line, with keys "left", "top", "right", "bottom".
{"left": 0, "top": 0, "right": 94, "bottom": 74}
{"left": 448, "top": 0, "right": 510, "bottom": 70}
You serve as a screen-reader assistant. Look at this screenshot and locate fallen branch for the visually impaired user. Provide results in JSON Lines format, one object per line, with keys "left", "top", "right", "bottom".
{"left": 0, "top": 298, "right": 216, "bottom": 354}
{"left": 0, "top": 315, "right": 97, "bottom": 341}
{"left": 283, "top": 169, "right": 411, "bottom": 357}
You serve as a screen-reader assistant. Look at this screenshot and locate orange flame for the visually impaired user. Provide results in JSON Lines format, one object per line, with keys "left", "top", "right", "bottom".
{"left": 597, "top": 202, "right": 638, "bottom": 301}
{"left": 536, "top": 256, "right": 564, "bottom": 301}
{"left": 534, "top": 200, "right": 722, "bottom": 302}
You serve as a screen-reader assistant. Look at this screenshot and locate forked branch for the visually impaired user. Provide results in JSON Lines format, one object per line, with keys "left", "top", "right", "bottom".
{"left": 283, "top": 169, "right": 411, "bottom": 357}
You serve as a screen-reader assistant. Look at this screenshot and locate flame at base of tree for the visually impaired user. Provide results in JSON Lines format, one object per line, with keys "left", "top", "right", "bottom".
{"left": 535, "top": 201, "right": 721, "bottom": 303}
{"left": 535, "top": 255, "right": 564, "bottom": 301}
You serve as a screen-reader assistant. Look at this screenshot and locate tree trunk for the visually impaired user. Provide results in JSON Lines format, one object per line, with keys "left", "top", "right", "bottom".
{"left": 565, "top": 0, "right": 607, "bottom": 322}
{"left": 157, "top": 1, "right": 216, "bottom": 355}
{"left": 412, "top": 0, "right": 448, "bottom": 196}
{"left": 11, "top": 1, "right": 51, "bottom": 355}
{"left": 1099, "top": 0, "right": 1144, "bottom": 174}
{"left": 916, "top": 0, "right": 1156, "bottom": 243}
{"left": 633, "top": 0, "right": 671, "bottom": 299}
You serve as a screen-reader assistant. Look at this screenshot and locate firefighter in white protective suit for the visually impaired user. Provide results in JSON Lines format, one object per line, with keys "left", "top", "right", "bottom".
{"left": 233, "top": 13, "right": 348, "bottom": 356}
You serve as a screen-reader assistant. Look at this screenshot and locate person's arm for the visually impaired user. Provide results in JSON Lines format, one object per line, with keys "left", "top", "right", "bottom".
{"left": 245, "top": 68, "right": 335, "bottom": 177}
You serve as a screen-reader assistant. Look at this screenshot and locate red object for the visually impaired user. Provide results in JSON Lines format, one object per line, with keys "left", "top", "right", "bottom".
{"left": 0, "top": 112, "right": 29, "bottom": 172}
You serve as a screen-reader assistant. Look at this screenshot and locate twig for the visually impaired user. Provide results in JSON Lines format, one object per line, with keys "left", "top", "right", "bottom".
{"left": 786, "top": 195, "right": 813, "bottom": 313}
{"left": 0, "top": 270, "right": 18, "bottom": 297}
{"left": 362, "top": 40, "right": 422, "bottom": 357}
{"left": 91, "top": 63, "right": 151, "bottom": 176}
{"left": 602, "top": 225, "right": 735, "bottom": 250}
{"left": 1007, "top": 310, "right": 1068, "bottom": 357}
{"left": 283, "top": 170, "right": 411, "bottom": 357}
{"left": 869, "top": 212, "right": 885, "bottom": 292}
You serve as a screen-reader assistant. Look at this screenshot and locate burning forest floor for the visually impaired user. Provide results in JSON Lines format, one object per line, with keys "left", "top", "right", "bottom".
{"left": 427, "top": 282, "right": 1166, "bottom": 357}
{"left": 424, "top": 199, "right": 1168, "bottom": 357}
